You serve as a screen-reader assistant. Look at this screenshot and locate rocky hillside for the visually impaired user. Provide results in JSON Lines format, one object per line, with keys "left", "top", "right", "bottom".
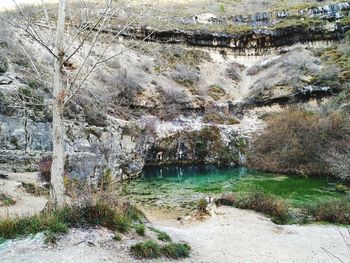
{"left": 0, "top": 0, "right": 349, "bottom": 182}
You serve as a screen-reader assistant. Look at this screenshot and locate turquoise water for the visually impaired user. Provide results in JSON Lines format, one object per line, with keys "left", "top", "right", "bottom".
{"left": 121, "top": 165, "right": 343, "bottom": 212}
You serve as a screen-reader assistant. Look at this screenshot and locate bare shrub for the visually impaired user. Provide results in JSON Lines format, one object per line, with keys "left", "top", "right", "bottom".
{"left": 326, "top": 150, "right": 350, "bottom": 181}
{"left": 161, "top": 46, "right": 211, "bottom": 67}
{"left": 284, "top": 50, "right": 320, "bottom": 75}
{"left": 246, "top": 65, "right": 260, "bottom": 76}
{"left": 317, "top": 64, "right": 341, "bottom": 86}
{"left": 172, "top": 64, "right": 199, "bottom": 86}
{"left": 96, "top": 69, "right": 143, "bottom": 106}
{"left": 207, "top": 85, "right": 226, "bottom": 101}
{"left": 248, "top": 108, "right": 350, "bottom": 176}
{"left": 38, "top": 157, "right": 52, "bottom": 183}
{"left": 165, "top": 88, "right": 188, "bottom": 104}
{"left": 156, "top": 86, "right": 189, "bottom": 120}
{"left": 324, "top": 130, "right": 350, "bottom": 181}
{"left": 307, "top": 198, "right": 350, "bottom": 224}
{"left": 235, "top": 189, "right": 290, "bottom": 224}
{"left": 249, "top": 48, "right": 321, "bottom": 95}
{"left": 225, "top": 62, "right": 245, "bottom": 81}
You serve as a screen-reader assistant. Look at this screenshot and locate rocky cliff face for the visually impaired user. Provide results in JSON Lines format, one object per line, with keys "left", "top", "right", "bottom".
{"left": 108, "top": 2, "right": 350, "bottom": 51}
{"left": 1, "top": 1, "right": 349, "bottom": 181}
{"left": 0, "top": 108, "right": 248, "bottom": 181}
{"left": 0, "top": 111, "right": 148, "bottom": 181}
{"left": 113, "top": 23, "right": 349, "bottom": 51}
{"left": 0, "top": 74, "right": 149, "bottom": 181}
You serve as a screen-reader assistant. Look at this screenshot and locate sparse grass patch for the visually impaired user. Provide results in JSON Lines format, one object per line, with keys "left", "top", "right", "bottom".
{"left": 273, "top": 17, "right": 325, "bottom": 30}
{"left": 148, "top": 226, "right": 172, "bottom": 242}
{"left": 207, "top": 85, "right": 226, "bottom": 101}
{"left": 202, "top": 112, "right": 240, "bottom": 125}
{"left": 21, "top": 182, "right": 49, "bottom": 197}
{"left": 0, "top": 193, "right": 16, "bottom": 206}
{"left": 224, "top": 24, "right": 253, "bottom": 34}
{"left": 0, "top": 212, "right": 69, "bottom": 240}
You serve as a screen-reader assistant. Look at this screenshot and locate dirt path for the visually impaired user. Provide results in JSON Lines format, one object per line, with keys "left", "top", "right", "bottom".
{"left": 152, "top": 206, "right": 350, "bottom": 263}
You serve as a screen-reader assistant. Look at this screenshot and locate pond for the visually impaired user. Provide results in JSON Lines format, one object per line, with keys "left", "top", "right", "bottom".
{"left": 120, "top": 165, "right": 343, "bottom": 215}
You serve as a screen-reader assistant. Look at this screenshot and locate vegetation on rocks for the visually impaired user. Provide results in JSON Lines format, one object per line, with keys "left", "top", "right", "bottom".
{"left": 316, "top": 37, "right": 350, "bottom": 86}
{"left": 207, "top": 85, "right": 226, "bottom": 101}
{"left": 152, "top": 125, "right": 239, "bottom": 165}
{"left": 273, "top": 17, "right": 325, "bottom": 30}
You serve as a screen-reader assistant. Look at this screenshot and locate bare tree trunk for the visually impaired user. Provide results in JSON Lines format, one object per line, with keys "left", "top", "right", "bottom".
{"left": 51, "top": 0, "right": 67, "bottom": 208}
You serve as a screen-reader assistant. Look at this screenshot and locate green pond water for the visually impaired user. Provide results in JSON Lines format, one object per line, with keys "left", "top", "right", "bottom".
{"left": 120, "top": 165, "right": 343, "bottom": 213}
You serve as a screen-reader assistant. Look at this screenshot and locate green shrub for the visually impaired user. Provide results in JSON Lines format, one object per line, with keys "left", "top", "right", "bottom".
{"left": 113, "top": 232, "right": 122, "bottom": 241}
{"left": 235, "top": 190, "right": 291, "bottom": 224}
{"left": 161, "top": 243, "right": 191, "bottom": 259}
{"left": 130, "top": 240, "right": 162, "bottom": 259}
{"left": 0, "top": 201, "right": 143, "bottom": 240}
{"left": 135, "top": 224, "right": 145, "bottom": 236}
{"left": 0, "top": 213, "right": 69, "bottom": 239}
{"left": 21, "top": 182, "right": 49, "bottom": 196}
{"left": 306, "top": 198, "right": 350, "bottom": 224}
{"left": 130, "top": 240, "right": 191, "bottom": 259}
